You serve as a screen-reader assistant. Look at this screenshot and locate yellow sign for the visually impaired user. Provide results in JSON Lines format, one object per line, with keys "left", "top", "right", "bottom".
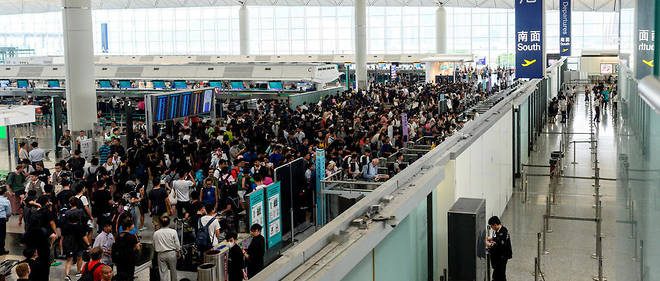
{"left": 522, "top": 59, "right": 537, "bottom": 67}
{"left": 642, "top": 59, "right": 654, "bottom": 67}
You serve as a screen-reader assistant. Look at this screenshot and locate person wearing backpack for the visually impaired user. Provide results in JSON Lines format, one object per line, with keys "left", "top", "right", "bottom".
{"left": 79, "top": 247, "right": 104, "bottom": 281}
{"left": 112, "top": 217, "right": 141, "bottom": 281}
{"left": 196, "top": 204, "right": 220, "bottom": 255}
{"left": 62, "top": 197, "right": 91, "bottom": 281}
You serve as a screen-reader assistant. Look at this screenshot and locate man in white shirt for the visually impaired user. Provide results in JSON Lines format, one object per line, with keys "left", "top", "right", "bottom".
{"left": 75, "top": 130, "right": 88, "bottom": 151}
{"left": 92, "top": 222, "right": 115, "bottom": 265}
{"left": 28, "top": 142, "right": 45, "bottom": 165}
{"left": 199, "top": 205, "right": 221, "bottom": 247}
{"left": 152, "top": 216, "right": 181, "bottom": 281}
{"left": 171, "top": 172, "right": 195, "bottom": 218}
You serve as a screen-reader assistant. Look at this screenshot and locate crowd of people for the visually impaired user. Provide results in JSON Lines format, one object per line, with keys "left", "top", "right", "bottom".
{"left": 548, "top": 77, "right": 618, "bottom": 125}
{"left": 2, "top": 67, "right": 512, "bottom": 281}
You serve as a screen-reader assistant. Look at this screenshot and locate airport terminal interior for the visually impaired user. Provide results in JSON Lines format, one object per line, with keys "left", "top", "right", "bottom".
{"left": 0, "top": 0, "right": 658, "bottom": 281}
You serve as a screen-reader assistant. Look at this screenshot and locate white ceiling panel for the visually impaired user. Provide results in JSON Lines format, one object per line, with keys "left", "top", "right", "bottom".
{"left": 0, "top": 0, "right": 631, "bottom": 15}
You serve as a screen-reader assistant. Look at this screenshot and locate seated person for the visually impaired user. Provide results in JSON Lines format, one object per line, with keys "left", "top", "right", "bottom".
{"left": 362, "top": 159, "right": 389, "bottom": 182}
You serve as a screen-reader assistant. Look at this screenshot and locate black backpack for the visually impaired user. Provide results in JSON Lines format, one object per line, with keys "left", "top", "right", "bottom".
{"left": 195, "top": 217, "right": 216, "bottom": 251}
{"left": 79, "top": 262, "right": 103, "bottom": 281}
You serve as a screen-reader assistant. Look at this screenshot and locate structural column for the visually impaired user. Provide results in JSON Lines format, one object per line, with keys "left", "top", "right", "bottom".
{"left": 62, "top": 0, "right": 97, "bottom": 131}
{"left": 436, "top": 6, "right": 447, "bottom": 54}
{"left": 354, "top": 0, "right": 368, "bottom": 90}
{"left": 239, "top": 4, "right": 250, "bottom": 56}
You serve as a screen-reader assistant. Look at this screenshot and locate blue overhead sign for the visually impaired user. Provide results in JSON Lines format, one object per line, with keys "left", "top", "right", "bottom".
{"left": 559, "top": 0, "right": 571, "bottom": 56}
{"left": 634, "top": 0, "right": 654, "bottom": 79}
{"left": 101, "top": 23, "right": 108, "bottom": 53}
{"left": 515, "top": 0, "right": 544, "bottom": 78}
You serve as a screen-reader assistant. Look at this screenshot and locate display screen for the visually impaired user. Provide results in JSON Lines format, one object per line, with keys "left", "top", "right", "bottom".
{"left": 150, "top": 88, "right": 214, "bottom": 122}
{"left": 99, "top": 80, "right": 112, "bottom": 88}
{"left": 268, "top": 81, "right": 283, "bottom": 90}
{"left": 168, "top": 94, "right": 180, "bottom": 120}
{"left": 47, "top": 80, "right": 60, "bottom": 88}
{"left": 173, "top": 80, "right": 187, "bottom": 89}
{"left": 17, "top": 80, "right": 29, "bottom": 88}
{"left": 153, "top": 80, "right": 166, "bottom": 89}
{"left": 154, "top": 96, "right": 168, "bottom": 122}
{"left": 230, "top": 81, "right": 245, "bottom": 90}
{"left": 0, "top": 80, "right": 9, "bottom": 88}
{"left": 202, "top": 89, "right": 213, "bottom": 113}
{"left": 180, "top": 93, "right": 191, "bottom": 117}
{"left": 600, "top": 64, "right": 613, "bottom": 74}
{"left": 209, "top": 81, "right": 223, "bottom": 88}
{"left": 119, "top": 80, "right": 132, "bottom": 89}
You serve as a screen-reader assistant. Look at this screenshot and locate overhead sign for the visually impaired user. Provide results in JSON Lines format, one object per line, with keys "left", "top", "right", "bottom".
{"left": 559, "top": 0, "right": 571, "bottom": 56}
{"left": 634, "top": 0, "right": 655, "bottom": 79}
{"left": 515, "top": 0, "right": 545, "bottom": 78}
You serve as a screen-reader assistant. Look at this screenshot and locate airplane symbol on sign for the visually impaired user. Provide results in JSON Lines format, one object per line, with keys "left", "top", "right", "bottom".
{"left": 562, "top": 48, "right": 569, "bottom": 52}
{"left": 522, "top": 59, "right": 537, "bottom": 67}
{"left": 642, "top": 60, "right": 654, "bottom": 67}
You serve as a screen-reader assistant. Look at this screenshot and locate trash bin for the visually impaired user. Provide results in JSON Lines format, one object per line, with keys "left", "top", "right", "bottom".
{"left": 197, "top": 263, "right": 216, "bottom": 281}
{"left": 551, "top": 151, "right": 563, "bottom": 159}
{"left": 205, "top": 249, "right": 227, "bottom": 281}
{"left": 549, "top": 158, "right": 559, "bottom": 176}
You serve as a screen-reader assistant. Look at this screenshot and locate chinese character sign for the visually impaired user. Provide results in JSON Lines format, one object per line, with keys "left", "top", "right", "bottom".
{"left": 635, "top": 0, "right": 655, "bottom": 79}
{"left": 559, "top": 0, "right": 571, "bottom": 56}
{"left": 515, "top": 0, "right": 545, "bottom": 78}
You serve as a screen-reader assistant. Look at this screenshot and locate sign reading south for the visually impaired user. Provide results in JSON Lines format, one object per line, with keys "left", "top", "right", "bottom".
{"left": 559, "top": 0, "right": 571, "bottom": 56}
{"left": 515, "top": 0, "right": 544, "bottom": 79}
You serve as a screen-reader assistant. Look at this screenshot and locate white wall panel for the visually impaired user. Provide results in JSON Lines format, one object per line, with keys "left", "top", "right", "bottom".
{"left": 454, "top": 109, "right": 513, "bottom": 218}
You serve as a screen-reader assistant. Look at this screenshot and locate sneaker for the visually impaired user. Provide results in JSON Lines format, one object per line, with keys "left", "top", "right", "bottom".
{"left": 75, "top": 273, "right": 82, "bottom": 278}
{"left": 64, "top": 275, "right": 71, "bottom": 281}
{"left": 139, "top": 227, "right": 147, "bottom": 231}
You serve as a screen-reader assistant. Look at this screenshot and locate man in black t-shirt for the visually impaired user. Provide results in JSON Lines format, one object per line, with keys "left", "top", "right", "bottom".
{"left": 113, "top": 217, "right": 140, "bottom": 281}
{"left": 92, "top": 183, "right": 113, "bottom": 233}
{"left": 148, "top": 179, "right": 169, "bottom": 230}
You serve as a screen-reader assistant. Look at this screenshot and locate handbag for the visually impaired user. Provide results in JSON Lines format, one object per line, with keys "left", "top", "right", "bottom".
{"left": 168, "top": 187, "right": 177, "bottom": 205}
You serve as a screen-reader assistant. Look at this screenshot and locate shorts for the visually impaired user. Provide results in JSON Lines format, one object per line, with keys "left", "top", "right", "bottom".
{"left": 62, "top": 236, "right": 85, "bottom": 259}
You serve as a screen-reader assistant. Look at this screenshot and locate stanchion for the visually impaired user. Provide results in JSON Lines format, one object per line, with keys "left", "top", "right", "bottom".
{"left": 640, "top": 240, "right": 644, "bottom": 281}
{"left": 571, "top": 141, "right": 578, "bottom": 164}
{"left": 534, "top": 257, "right": 539, "bottom": 281}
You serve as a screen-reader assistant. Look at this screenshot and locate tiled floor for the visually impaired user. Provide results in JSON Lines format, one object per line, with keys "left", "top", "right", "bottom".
{"left": 503, "top": 94, "right": 638, "bottom": 281}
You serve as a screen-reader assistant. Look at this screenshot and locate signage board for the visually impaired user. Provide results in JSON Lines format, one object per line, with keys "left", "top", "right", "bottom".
{"left": 515, "top": 0, "right": 545, "bottom": 78}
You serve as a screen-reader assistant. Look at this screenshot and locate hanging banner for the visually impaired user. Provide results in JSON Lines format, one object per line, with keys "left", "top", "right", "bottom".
{"left": 634, "top": 0, "right": 655, "bottom": 79}
{"left": 248, "top": 188, "right": 265, "bottom": 230}
{"left": 390, "top": 65, "right": 398, "bottom": 81}
{"left": 515, "top": 0, "right": 545, "bottom": 78}
{"left": 265, "top": 182, "right": 282, "bottom": 249}
{"left": 0, "top": 126, "right": 6, "bottom": 139}
{"left": 315, "top": 149, "right": 326, "bottom": 225}
{"left": 101, "top": 23, "right": 109, "bottom": 53}
{"left": 559, "top": 0, "right": 571, "bottom": 56}
{"left": 401, "top": 113, "right": 409, "bottom": 143}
